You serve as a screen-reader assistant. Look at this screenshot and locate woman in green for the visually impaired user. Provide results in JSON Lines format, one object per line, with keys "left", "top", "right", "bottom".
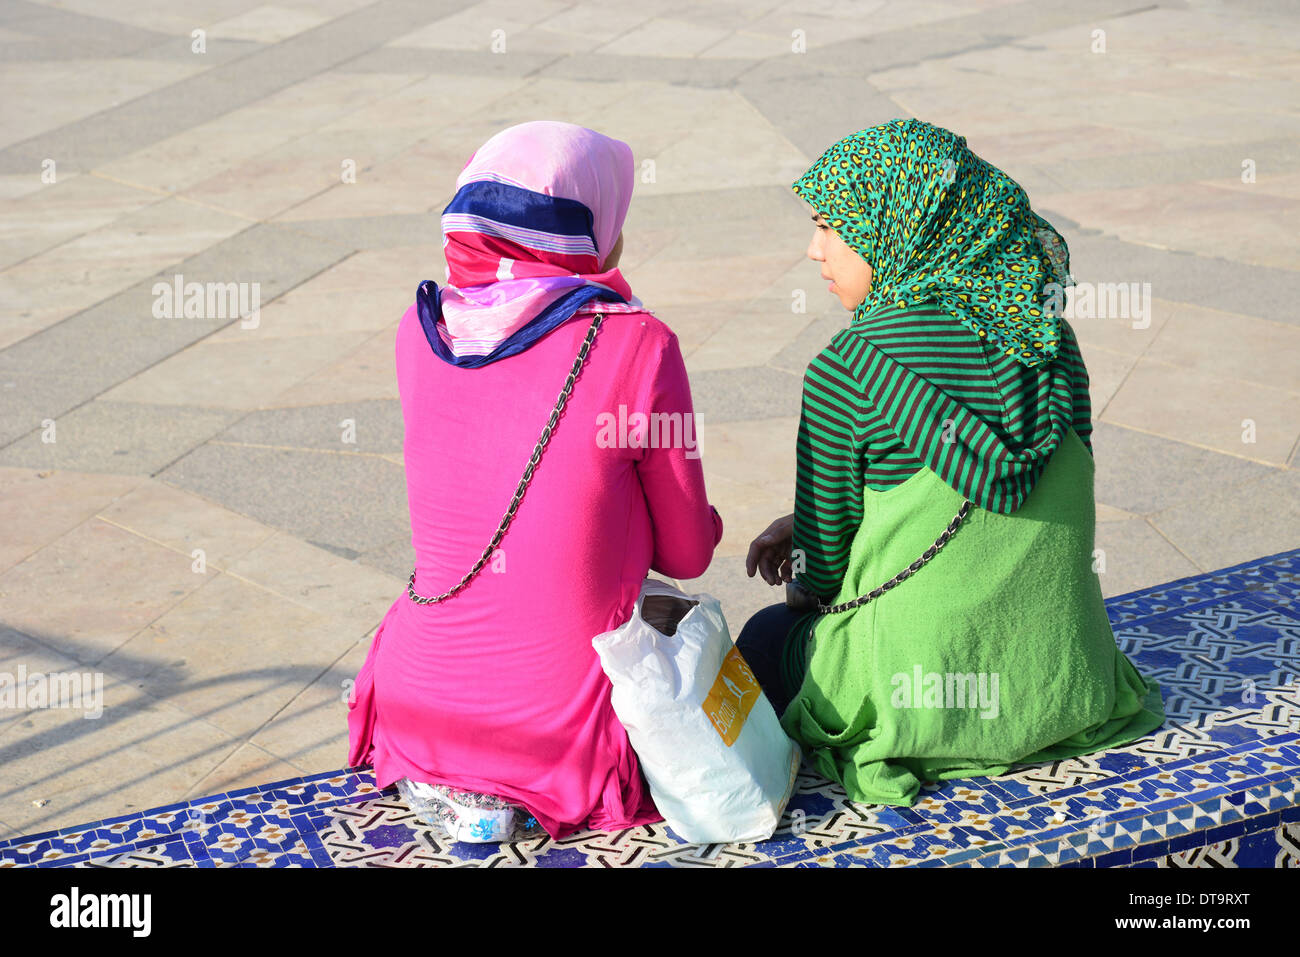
{"left": 737, "top": 118, "right": 1165, "bottom": 807}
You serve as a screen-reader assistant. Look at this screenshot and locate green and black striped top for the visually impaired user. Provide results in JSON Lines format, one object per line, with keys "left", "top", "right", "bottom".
{"left": 792, "top": 302, "right": 1094, "bottom": 601}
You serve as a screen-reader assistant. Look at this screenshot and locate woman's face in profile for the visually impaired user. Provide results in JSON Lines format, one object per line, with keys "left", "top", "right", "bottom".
{"left": 807, "top": 209, "right": 873, "bottom": 311}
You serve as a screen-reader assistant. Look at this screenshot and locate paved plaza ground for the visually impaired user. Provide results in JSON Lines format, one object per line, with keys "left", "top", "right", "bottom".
{"left": 0, "top": 0, "right": 1298, "bottom": 839}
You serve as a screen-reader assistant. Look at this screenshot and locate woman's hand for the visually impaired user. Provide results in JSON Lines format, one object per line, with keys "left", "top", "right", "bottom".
{"left": 746, "top": 514, "right": 796, "bottom": 586}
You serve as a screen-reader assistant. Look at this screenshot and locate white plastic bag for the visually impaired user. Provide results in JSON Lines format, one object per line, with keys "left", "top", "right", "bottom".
{"left": 592, "top": 579, "right": 801, "bottom": 844}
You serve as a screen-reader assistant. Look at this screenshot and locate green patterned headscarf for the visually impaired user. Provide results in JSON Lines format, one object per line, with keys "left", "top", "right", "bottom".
{"left": 791, "top": 118, "right": 1072, "bottom": 367}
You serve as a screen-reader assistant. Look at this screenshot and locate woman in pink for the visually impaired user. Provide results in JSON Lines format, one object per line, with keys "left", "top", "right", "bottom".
{"left": 347, "top": 121, "right": 723, "bottom": 842}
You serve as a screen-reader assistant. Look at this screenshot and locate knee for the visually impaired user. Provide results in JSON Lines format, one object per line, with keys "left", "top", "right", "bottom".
{"left": 735, "top": 602, "right": 791, "bottom": 649}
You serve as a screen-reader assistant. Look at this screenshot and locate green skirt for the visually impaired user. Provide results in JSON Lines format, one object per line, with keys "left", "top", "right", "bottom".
{"left": 779, "top": 427, "right": 1165, "bottom": 806}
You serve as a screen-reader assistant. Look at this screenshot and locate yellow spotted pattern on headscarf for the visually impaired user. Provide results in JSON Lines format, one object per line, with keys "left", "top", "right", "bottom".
{"left": 792, "top": 119, "right": 1073, "bottom": 367}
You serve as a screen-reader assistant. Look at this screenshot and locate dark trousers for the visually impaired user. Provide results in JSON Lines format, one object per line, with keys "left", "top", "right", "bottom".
{"left": 734, "top": 602, "right": 806, "bottom": 719}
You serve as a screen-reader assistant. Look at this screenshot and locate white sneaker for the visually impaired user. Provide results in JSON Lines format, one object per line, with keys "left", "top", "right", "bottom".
{"left": 396, "top": 777, "right": 535, "bottom": 844}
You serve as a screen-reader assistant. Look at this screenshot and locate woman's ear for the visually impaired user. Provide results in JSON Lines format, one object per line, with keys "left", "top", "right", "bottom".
{"left": 603, "top": 231, "right": 624, "bottom": 270}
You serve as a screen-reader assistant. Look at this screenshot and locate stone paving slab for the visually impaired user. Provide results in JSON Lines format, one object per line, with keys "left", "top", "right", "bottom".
{"left": 0, "top": 0, "right": 1296, "bottom": 837}
{"left": 6, "top": 548, "right": 1298, "bottom": 868}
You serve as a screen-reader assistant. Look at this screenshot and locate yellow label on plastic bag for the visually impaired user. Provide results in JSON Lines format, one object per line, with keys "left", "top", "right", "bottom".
{"left": 702, "top": 646, "right": 761, "bottom": 747}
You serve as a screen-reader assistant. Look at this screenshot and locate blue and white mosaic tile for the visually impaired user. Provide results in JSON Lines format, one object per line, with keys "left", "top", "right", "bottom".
{"left": 4, "top": 548, "right": 1299, "bottom": 868}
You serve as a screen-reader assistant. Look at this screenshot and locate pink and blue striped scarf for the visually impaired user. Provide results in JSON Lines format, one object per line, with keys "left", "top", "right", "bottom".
{"left": 417, "top": 122, "right": 646, "bottom": 368}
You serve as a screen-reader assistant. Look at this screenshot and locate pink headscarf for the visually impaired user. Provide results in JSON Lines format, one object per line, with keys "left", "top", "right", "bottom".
{"left": 433, "top": 121, "right": 646, "bottom": 360}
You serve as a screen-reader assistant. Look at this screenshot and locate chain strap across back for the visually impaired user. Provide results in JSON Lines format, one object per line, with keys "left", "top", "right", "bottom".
{"left": 802, "top": 499, "right": 974, "bottom": 615}
{"left": 406, "top": 312, "right": 605, "bottom": 605}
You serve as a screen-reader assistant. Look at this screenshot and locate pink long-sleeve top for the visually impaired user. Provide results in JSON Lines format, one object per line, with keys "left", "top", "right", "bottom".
{"left": 347, "top": 303, "right": 723, "bottom": 839}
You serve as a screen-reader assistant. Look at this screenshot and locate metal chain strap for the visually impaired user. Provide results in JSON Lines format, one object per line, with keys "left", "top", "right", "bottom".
{"left": 815, "top": 499, "right": 973, "bottom": 614}
{"left": 407, "top": 312, "right": 605, "bottom": 605}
